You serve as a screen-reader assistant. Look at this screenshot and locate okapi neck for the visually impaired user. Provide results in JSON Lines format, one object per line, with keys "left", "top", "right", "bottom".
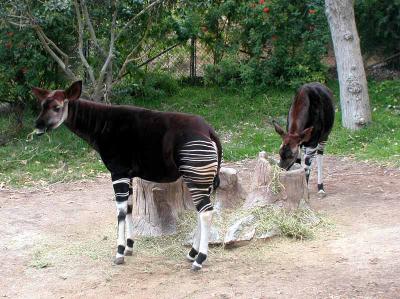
{"left": 64, "top": 99, "right": 108, "bottom": 146}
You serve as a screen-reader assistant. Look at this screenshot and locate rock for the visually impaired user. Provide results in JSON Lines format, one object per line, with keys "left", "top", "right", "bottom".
{"left": 256, "top": 227, "right": 281, "bottom": 240}
{"left": 224, "top": 215, "right": 256, "bottom": 247}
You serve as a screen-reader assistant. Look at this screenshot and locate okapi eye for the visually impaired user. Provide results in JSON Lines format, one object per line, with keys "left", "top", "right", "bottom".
{"left": 53, "top": 107, "right": 61, "bottom": 113}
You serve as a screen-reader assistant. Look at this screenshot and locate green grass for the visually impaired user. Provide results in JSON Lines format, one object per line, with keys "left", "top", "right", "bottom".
{"left": 1, "top": 80, "right": 399, "bottom": 187}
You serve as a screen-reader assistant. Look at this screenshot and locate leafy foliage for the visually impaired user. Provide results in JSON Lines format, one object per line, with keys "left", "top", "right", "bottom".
{"left": 355, "top": 0, "right": 400, "bottom": 60}
{"left": 196, "top": 0, "right": 330, "bottom": 89}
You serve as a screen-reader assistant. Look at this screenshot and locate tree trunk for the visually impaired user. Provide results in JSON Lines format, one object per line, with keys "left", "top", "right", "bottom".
{"left": 325, "top": 0, "right": 372, "bottom": 130}
{"left": 244, "top": 152, "right": 309, "bottom": 211}
{"left": 132, "top": 178, "right": 193, "bottom": 237}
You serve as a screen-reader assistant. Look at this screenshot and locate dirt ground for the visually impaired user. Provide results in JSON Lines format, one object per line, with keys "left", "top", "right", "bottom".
{"left": 0, "top": 156, "right": 399, "bottom": 299}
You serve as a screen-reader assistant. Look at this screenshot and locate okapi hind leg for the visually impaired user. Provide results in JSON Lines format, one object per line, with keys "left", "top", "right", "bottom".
{"left": 178, "top": 138, "right": 218, "bottom": 270}
{"left": 192, "top": 208, "right": 213, "bottom": 271}
{"left": 124, "top": 178, "right": 135, "bottom": 256}
{"left": 187, "top": 214, "right": 201, "bottom": 262}
{"left": 112, "top": 177, "right": 130, "bottom": 264}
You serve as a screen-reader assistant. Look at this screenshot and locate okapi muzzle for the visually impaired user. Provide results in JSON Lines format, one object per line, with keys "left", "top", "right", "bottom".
{"left": 35, "top": 100, "right": 68, "bottom": 135}
{"left": 273, "top": 120, "right": 313, "bottom": 171}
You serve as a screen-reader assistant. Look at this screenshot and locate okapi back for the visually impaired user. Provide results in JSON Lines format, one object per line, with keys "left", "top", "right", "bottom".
{"left": 288, "top": 82, "right": 335, "bottom": 148}
{"left": 64, "top": 99, "right": 221, "bottom": 182}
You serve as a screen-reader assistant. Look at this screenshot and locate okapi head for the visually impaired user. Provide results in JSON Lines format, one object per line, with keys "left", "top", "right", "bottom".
{"left": 273, "top": 121, "right": 313, "bottom": 170}
{"left": 32, "top": 81, "right": 82, "bottom": 135}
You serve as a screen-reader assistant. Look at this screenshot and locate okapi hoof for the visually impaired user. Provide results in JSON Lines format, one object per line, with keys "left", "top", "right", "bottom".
{"left": 317, "top": 189, "right": 326, "bottom": 197}
{"left": 186, "top": 253, "right": 196, "bottom": 262}
{"left": 114, "top": 256, "right": 125, "bottom": 265}
{"left": 124, "top": 249, "right": 133, "bottom": 256}
{"left": 191, "top": 261, "right": 202, "bottom": 271}
{"left": 186, "top": 247, "right": 198, "bottom": 262}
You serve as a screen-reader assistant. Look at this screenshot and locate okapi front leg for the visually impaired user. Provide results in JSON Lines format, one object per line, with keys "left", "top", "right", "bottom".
{"left": 316, "top": 141, "right": 326, "bottom": 194}
{"left": 304, "top": 146, "right": 317, "bottom": 184}
{"left": 124, "top": 179, "right": 134, "bottom": 256}
{"left": 112, "top": 177, "right": 130, "bottom": 264}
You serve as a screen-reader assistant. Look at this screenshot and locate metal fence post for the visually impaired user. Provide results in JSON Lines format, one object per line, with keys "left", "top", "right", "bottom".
{"left": 190, "top": 37, "right": 197, "bottom": 82}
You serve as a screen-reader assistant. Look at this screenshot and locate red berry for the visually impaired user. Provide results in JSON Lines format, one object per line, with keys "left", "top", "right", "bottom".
{"left": 308, "top": 9, "right": 316, "bottom": 14}
{"left": 272, "top": 35, "right": 278, "bottom": 41}
{"left": 259, "top": 0, "right": 265, "bottom": 4}
{"left": 263, "top": 7, "right": 270, "bottom": 13}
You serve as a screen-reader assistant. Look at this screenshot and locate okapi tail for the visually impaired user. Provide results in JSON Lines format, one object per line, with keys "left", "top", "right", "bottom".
{"left": 209, "top": 127, "right": 223, "bottom": 190}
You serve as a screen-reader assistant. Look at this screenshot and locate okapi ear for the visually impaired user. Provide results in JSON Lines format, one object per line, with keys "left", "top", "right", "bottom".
{"left": 32, "top": 87, "right": 49, "bottom": 102}
{"left": 273, "top": 121, "right": 286, "bottom": 137}
{"left": 64, "top": 80, "right": 82, "bottom": 101}
{"left": 300, "top": 126, "right": 314, "bottom": 142}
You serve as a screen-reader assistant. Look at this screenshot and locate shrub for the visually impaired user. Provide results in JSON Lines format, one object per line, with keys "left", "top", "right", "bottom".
{"left": 201, "top": 0, "right": 330, "bottom": 89}
{"left": 113, "top": 71, "right": 179, "bottom": 101}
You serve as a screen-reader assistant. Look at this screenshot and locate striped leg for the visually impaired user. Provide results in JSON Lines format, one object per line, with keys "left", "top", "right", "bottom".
{"left": 112, "top": 176, "right": 130, "bottom": 264}
{"left": 304, "top": 146, "right": 317, "bottom": 184}
{"left": 178, "top": 139, "right": 218, "bottom": 270}
{"left": 187, "top": 214, "right": 201, "bottom": 262}
{"left": 124, "top": 179, "right": 134, "bottom": 256}
{"left": 295, "top": 148, "right": 302, "bottom": 165}
{"left": 316, "top": 141, "right": 326, "bottom": 194}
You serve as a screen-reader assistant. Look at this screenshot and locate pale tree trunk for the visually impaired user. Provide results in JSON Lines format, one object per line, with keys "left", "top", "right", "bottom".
{"left": 325, "top": 0, "right": 372, "bottom": 130}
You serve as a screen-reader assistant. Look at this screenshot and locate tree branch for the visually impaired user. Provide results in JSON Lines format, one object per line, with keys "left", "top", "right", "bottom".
{"left": 93, "top": 0, "right": 117, "bottom": 99}
{"left": 36, "top": 26, "right": 69, "bottom": 65}
{"left": 115, "top": 21, "right": 152, "bottom": 82}
{"left": 115, "top": 0, "right": 164, "bottom": 42}
{"left": 34, "top": 26, "right": 77, "bottom": 81}
{"left": 79, "top": 0, "right": 107, "bottom": 57}
{"left": 73, "top": 0, "right": 96, "bottom": 84}
{"left": 366, "top": 52, "right": 400, "bottom": 69}
{"left": 116, "top": 42, "right": 180, "bottom": 82}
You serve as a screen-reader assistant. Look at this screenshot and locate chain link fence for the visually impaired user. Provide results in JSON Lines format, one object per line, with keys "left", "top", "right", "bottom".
{"left": 147, "top": 38, "right": 214, "bottom": 82}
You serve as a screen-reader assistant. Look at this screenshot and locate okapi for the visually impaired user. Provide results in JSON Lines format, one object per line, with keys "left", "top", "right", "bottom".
{"left": 32, "top": 81, "right": 222, "bottom": 271}
{"left": 273, "top": 82, "right": 335, "bottom": 194}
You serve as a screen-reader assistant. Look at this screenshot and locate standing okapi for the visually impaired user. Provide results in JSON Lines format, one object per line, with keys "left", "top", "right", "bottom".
{"left": 32, "top": 81, "right": 222, "bottom": 271}
{"left": 273, "top": 82, "right": 335, "bottom": 194}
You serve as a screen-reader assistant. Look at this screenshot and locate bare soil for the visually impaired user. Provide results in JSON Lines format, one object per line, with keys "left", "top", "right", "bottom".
{"left": 0, "top": 156, "right": 399, "bottom": 299}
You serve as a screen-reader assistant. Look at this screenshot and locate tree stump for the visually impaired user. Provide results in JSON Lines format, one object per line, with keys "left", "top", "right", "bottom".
{"left": 244, "top": 151, "right": 309, "bottom": 211}
{"left": 131, "top": 178, "right": 193, "bottom": 237}
{"left": 215, "top": 167, "right": 243, "bottom": 210}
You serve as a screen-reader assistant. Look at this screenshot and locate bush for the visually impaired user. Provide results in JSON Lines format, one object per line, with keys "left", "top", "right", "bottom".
{"left": 355, "top": 0, "right": 400, "bottom": 61}
{"left": 113, "top": 71, "right": 179, "bottom": 101}
{"left": 200, "top": 0, "right": 330, "bottom": 89}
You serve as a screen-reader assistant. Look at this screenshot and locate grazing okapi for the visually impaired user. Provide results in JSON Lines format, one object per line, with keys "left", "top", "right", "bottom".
{"left": 273, "top": 82, "right": 335, "bottom": 194}
{"left": 32, "top": 81, "right": 222, "bottom": 271}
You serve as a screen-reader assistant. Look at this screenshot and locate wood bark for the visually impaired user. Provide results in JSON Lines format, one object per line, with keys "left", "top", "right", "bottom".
{"left": 131, "top": 178, "right": 193, "bottom": 237}
{"left": 244, "top": 152, "right": 308, "bottom": 211}
{"left": 215, "top": 167, "right": 243, "bottom": 210}
{"left": 325, "top": 0, "right": 372, "bottom": 130}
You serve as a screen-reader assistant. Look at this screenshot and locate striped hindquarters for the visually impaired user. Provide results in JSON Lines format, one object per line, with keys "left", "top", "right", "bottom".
{"left": 178, "top": 139, "right": 218, "bottom": 213}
